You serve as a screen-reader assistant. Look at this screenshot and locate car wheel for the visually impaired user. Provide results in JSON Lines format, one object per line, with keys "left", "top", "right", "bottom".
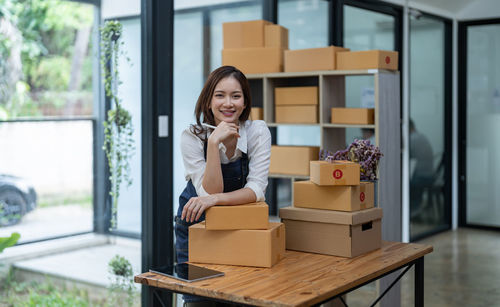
{"left": 0, "top": 188, "right": 27, "bottom": 227}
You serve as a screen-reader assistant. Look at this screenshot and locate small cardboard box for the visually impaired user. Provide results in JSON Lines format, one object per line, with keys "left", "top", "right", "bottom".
{"left": 293, "top": 181, "right": 374, "bottom": 211}
{"left": 270, "top": 146, "right": 320, "bottom": 176}
{"left": 205, "top": 202, "right": 269, "bottom": 230}
{"left": 265, "top": 24, "right": 289, "bottom": 49}
{"left": 189, "top": 222, "right": 285, "bottom": 268}
{"left": 310, "top": 160, "right": 360, "bottom": 186}
{"left": 331, "top": 108, "right": 375, "bottom": 125}
{"left": 275, "top": 86, "right": 318, "bottom": 106}
{"left": 250, "top": 107, "right": 263, "bottom": 120}
{"left": 284, "top": 46, "right": 349, "bottom": 72}
{"left": 275, "top": 105, "right": 318, "bottom": 123}
{"left": 223, "top": 20, "right": 272, "bottom": 48}
{"left": 279, "top": 206, "right": 382, "bottom": 258}
{"left": 336, "top": 50, "right": 399, "bottom": 71}
{"left": 222, "top": 47, "right": 284, "bottom": 74}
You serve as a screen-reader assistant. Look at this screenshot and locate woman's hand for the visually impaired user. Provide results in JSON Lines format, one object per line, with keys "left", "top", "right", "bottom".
{"left": 181, "top": 194, "right": 218, "bottom": 223}
{"left": 208, "top": 122, "right": 239, "bottom": 144}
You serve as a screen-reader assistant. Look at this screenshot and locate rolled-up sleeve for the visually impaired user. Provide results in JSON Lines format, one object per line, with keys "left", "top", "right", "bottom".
{"left": 180, "top": 129, "right": 210, "bottom": 197}
{"left": 245, "top": 121, "right": 271, "bottom": 201}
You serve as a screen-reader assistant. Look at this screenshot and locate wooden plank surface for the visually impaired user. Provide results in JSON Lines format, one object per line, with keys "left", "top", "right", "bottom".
{"left": 135, "top": 241, "right": 432, "bottom": 307}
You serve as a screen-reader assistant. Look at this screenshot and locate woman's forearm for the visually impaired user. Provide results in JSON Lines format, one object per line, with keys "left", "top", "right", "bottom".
{"left": 214, "top": 187, "right": 257, "bottom": 205}
{"left": 202, "top": 138, "right": 224, "bottom": 193}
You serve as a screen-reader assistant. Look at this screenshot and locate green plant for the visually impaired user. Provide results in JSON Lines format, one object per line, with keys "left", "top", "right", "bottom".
{"left": 100, "top": 20, "right": 134, "bottom": 230}
{"left": 0, "top": 232, "right": 20, "bottom": 253}
{"left": 107, "top": 255, "right": 137, "bottom": 307}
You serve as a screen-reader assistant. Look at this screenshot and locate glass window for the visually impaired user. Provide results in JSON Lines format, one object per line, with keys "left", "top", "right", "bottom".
{"left": 465, "top": 23, "right": 500, "bottom": 228}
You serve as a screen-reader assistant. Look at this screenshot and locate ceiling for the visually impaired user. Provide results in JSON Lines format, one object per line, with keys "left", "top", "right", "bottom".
{"left": 410, "top": 0, "right": 476, "bottom": 14}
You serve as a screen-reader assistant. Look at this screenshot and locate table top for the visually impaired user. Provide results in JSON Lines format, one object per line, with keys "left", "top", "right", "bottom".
{"left": 135, "top": 241, "right": 432, "bottom": 307}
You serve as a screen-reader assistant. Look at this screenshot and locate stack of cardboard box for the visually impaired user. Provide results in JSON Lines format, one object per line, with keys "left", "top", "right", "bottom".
{"left": 275, "top": 86, "right": 318, "bottom": 123}
{"left": 279, "top": 160, "right": 383, "bottom": 258}
{"left": 189, "top": 202, "right": 286, "bottom": 268}
{"left": 222, "top": 20, "right": 288, "bottom": 75}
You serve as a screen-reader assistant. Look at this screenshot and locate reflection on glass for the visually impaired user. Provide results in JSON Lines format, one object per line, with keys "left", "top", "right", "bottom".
{"left": 466, "top": 24, "right": 500, "bottom": 228}
{"left": 409, "top": 16, "right": 447, "bottom": 238}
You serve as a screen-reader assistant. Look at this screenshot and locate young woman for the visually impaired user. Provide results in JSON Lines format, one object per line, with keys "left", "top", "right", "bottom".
{"left": 175, "top": 65, "right": 271, "bottom": 304}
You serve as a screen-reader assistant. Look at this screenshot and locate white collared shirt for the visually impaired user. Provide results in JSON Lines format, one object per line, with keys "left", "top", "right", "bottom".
{"left": 180, "top": 120, "right": 271, "bottom": 201}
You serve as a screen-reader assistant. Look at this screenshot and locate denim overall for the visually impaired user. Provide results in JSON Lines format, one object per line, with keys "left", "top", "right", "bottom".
{"left": 174, "top": 140, "right": 249, "bottom": 303}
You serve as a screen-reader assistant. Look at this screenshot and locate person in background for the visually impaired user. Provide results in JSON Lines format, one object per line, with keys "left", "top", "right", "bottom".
{"left": 409, "top": 119, "right": 434, "bottom": 218}
{"left": 175, "top": 65, "right": 271, "bottom": 306}
{"left": 361, "top": 128, "right": 376, "bottom": 145}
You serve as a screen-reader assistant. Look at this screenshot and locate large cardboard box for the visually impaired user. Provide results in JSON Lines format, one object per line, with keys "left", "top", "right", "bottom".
{"left": 336, "top": 50, "right": 399, "bottom": 71}
{"left": 265, "top": 24, "right": 288, "bottom": 49}
{"left": 331, "top": 108, "right": 375, "bottom": 125}
{"left": 205, "top": 202, "right": 269, "bottom": 230}
{"left": 284, "top": 46, "right": 349, "bottom": 72}
{"left": 270, "top": 146, "right": 320, "bottom": 176}
{"left": 222, "top": 47, "right": 284, "bottom": 74}
{"left": 250, "top": 107, "right": 263, "bottom": 120}
{"left": 293, "top": 181, "right": 374, "bottom": 211}
{"left": 279, "top": 206, "right": 382, "bottom": 258}
{"left": 310, "top": 160, "right": 360, "bottom": 186}
{"left": 189, "top": 222, "right": 285, "bottom": 268}
{"left": 275, "top": 105, "right": 318, "bottom": 123}
{"left": 275, "top": 86, "right": 318, "bottom": 106}
{"left": 223, "top": 20, "right": 272, "bottom": 48}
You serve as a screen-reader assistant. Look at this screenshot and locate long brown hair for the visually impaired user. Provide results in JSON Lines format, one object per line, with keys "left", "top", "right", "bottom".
{"left": 190, "top": 66, "right": 252, "bottom": 138}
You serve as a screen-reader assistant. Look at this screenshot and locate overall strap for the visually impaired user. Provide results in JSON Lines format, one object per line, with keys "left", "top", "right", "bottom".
{"left": 240, "top": 152, "right": 249, "bottom": 187}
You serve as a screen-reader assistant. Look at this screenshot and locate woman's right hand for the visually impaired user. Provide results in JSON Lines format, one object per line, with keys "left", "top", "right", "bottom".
{"left": 208, "top": 122, "right": 240, "bottom": 144}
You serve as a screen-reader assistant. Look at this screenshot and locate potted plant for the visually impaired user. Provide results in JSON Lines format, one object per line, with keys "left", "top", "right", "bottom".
{"left": 100, "top": 20, "right": 134, "bottom": 229}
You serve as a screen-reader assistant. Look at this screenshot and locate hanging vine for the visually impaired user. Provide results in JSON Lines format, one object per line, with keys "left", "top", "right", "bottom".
{"left": 100, "top": 20, "right": 134, "bottom": 230}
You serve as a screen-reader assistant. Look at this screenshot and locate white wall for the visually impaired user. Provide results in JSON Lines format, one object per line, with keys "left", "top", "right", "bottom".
{"left": 458, "top": 0, "right": 500, "bottom": 20}
{"left": 101, "top": 0, "right": 140, "bottom": 19}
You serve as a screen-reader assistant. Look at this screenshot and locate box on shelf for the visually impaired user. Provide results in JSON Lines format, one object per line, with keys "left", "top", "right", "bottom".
{"left": 270, "top": 146, "right": 320, "bottom": 176}
{"left": 250, "top": 107, "right": 264, "bottom": 120}
{"left": 331, "top": 108, "right": 375, "bottom": 125}
{"left": 310, "top": 160, "right": 360, "bottom": 186}
{"left": 222, "top": 47, "right": 284, "bottom": 74}
{"left": 189, "top": 222, "right": 285, "bottom": 268}
{"left": 275, "top": 105, "right": 318, "bottom": 123}
{"left": 205, "top": 202, "right": 269, "bottom": 230}
{"left": 279, "top": 206, "right": 382, "bottom": 258}
{"left": 293, "top": 181, "right": 374, "bottom": 211}
{"left": 223, "top": 20, "right": 272, "bottom": 49}
{"left": 275, "top": 86, "right": 318, "bottom": 106}
{"left": 284, "top": 46, "right": 349, "bottom": 72}
{"left": 336, "top": 50, "right": 399, "bottom": 71}
{"left": 264, "top": 24, "right": 288, "bottom": 49}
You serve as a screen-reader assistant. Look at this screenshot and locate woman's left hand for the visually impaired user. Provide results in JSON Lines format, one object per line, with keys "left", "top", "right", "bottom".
{"left": 181, "top": 194, "right": 218, "bottom": 223}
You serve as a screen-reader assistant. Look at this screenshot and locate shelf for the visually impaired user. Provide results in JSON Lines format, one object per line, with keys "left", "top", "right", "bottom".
{"left": 246, "top": 69, "right": 398, "bottom": 79}
{"left": 266, "top": 123, "right": 319, "bottom": 127}
{"left": 322, "top": 123, "right": 376, "bottom": 129}
{"left": 269, "top": 173, "right": 309, "bottom": 180}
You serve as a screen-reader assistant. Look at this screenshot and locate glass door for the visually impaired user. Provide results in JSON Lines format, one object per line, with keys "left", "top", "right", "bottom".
{"left": 460, "top": 21, "right": 500, "bottom": 229}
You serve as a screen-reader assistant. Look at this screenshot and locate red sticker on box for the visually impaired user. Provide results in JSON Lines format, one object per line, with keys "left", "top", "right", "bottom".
{"left": 360, "top": 192, "right": 365, "bottom": 202}
{"left": 385, "top": 56, "right": 391, "bottom": 64}
{"left": 333, "top": 169, "right": 343, "bottom": 179}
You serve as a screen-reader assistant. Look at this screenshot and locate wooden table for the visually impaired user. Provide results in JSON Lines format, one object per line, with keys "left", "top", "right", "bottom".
{"left": 135, "top": 241, "right": 433, "bottom": 307}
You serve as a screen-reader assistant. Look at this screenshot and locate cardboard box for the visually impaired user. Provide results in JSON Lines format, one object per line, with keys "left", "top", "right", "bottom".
{"left": 284, "top": 46, "right": 349, "bottom": 72}
{"left": 189, "top": 222, "right": 285, "bottom": 268}
{"left": 275, "top": 105, "right": 318, "bottom": 123}
{"left": 279, "top": 206, "right": 382, "bottom": 257}
{"left": 336, "top": 50, "right": 399, "bottom": 71}
{"left": 270, "top": 146, "right": 320, "bottom": 176}
{"left": 222, "top": 47, "right": 284, "bottom": 74}
{"left": 293, "top": 181, "right": 374, "bottom": 211}
{"left": 310, "top": 160, "right": 360, "bottom": 186}
{"left": 275, "top": 86, "right": 318, "bottom": 106}
{"left": 250, "top": 107, "right": 263, "bottom": 120}
{"left": 223, "top": 20, "right": 272, "bottom": 48}
{"left": 205, "top": 202, "right": 269, "bottom": 230}
{"left": 331, "top": 108, "right": 375, "bottom": 125}
{"left": 264, "top": 24, "right": 289, "bottom": 49}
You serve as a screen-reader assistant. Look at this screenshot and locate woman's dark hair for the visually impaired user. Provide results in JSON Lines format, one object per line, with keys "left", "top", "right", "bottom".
{"left": 191, "top": 66, "right": 252, "bottom": 138}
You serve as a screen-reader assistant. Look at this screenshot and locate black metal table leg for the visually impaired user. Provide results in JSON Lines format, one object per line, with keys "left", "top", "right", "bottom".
{"left": 415, "top": 257, "right": 424, "bottom": 307}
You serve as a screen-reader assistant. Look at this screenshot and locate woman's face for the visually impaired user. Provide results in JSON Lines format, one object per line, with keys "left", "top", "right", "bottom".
{"left": 210, "top": 76, "right": 245, "bottom": 125}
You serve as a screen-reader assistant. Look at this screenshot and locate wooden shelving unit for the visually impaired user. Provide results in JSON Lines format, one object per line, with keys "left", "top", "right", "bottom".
{"left": 247, "top": 69, "right": 401, "bottom": 242}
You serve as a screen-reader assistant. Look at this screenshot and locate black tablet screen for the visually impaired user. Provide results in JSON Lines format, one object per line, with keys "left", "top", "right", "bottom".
{"left": 149, "top": 263, "right": 224, "bottom": 282}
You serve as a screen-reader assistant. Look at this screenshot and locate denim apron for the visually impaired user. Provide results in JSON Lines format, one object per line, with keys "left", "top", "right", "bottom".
{"left": 174, "top": 140, "right": 249, "bottom": 303}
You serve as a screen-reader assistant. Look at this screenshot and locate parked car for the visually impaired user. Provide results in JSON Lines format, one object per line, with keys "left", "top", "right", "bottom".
{"left": 0, "top": 174, "right": 37, "bottom": 227}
